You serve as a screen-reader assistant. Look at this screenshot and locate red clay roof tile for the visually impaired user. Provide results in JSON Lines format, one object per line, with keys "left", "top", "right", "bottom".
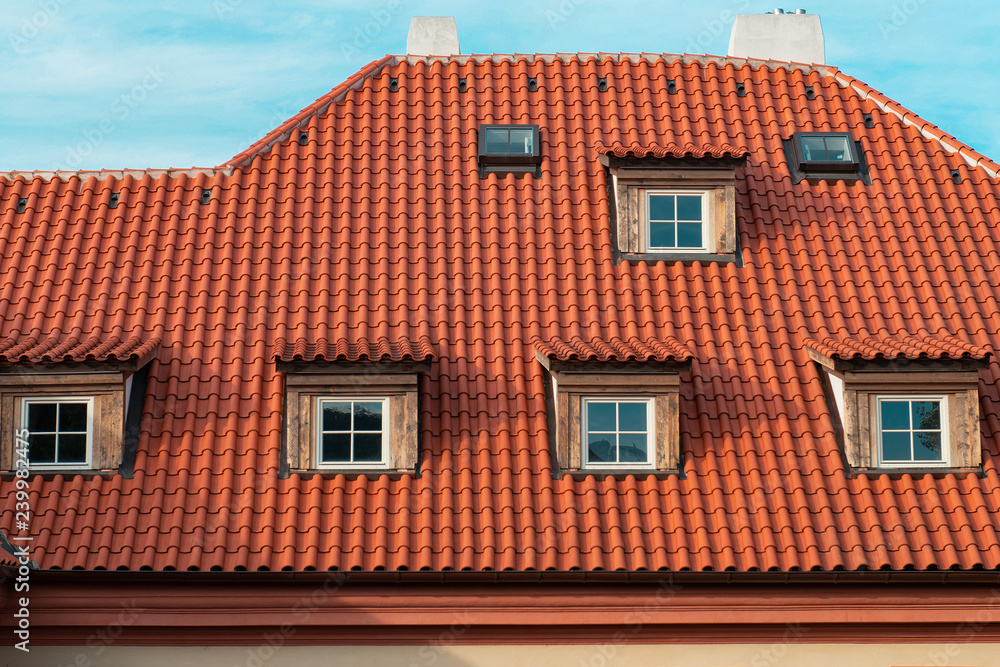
{"left": 0, "top": 331, "right": 160, "bottom": 365}
{"left": 535, "top": 336, "right": 694, "bottom": 363}
{"left": 3, "top": 53, "right": 1000, "bottom": 575}
{"left": 273, "top": 336, "right": 435, "bottom": 363}
{"left": 597, "top": 142, "right": 749, "bottom": 159}
{"left": 805, "top": 334, "right": 991, "bottom": 362}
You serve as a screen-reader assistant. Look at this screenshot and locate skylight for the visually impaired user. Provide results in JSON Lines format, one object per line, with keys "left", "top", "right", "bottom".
{"left": 791, "top": 132, "right": 859, "bottom": 172}
{"left": 478, "top": 124, "right": 541, "bottom": 176}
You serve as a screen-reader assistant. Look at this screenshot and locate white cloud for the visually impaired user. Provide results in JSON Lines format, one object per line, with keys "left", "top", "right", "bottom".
{"left": 2, "top": 0, "right": 999, "bottom": 170}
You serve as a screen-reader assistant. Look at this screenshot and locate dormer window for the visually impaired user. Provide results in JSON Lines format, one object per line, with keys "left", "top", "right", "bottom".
{"left": 806, "top": 335, "right": 989, "bottom": 473}
{"left": 599, "top": 143, "right": 747, "bottom": 262}
{"left": 274, "top": 336, "right": 433, "bottom": 474}
{"left": 535, "top": 336, "right": 693, "bottom": 475}
{"left": 0, "top": 332, "right": 159, "bottom": 474}
{"left": 792, "top": 132, "right": 860, "bottom": 172}
{"left": 478, "top": 124, "right": 541, "bottom": 176}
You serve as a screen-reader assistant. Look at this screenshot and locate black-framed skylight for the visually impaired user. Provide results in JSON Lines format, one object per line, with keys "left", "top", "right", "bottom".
{"left": 478, "top": 124, "right": 541, "bottom": 176}
{"left": 791, "top": 132, "right": 860, "bottom": 172}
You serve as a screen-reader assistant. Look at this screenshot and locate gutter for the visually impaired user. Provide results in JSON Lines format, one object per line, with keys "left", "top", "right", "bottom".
{"left": 7, "top": 567, "right": 1000, "bottom": 586}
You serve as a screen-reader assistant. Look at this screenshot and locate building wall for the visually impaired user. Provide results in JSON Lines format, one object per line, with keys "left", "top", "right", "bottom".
{"left": 6, "top": 643, "right": 1000, "bottom": 666}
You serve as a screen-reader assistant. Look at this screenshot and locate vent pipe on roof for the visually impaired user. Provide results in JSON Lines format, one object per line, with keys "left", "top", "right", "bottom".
{"left": 728, "top": 9, "right": 824, "bottom": 64}
{"left": 406, "top": 17, "right": 460, "bottom": 56}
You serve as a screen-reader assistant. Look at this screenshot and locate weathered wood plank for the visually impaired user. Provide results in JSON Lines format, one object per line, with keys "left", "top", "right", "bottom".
{"left": 567, "top": 394, "right": 581, "bottom": 469}
{"left": 844, "top": 371, "right": 980, "bottom": 386}
{"left": 0, "top": 373, "right": 121, "bottom": 388}
{"left": 285, "top": 374, "right": 419, "bottom": 388}
{"left": 616, "top": 169, "right": 737, "bottom": 181}
{"left": 556, "top": 373, "right": 680, "bottom": 389}
{"left": 0, "top": 395, "right": 13, "bottom": 470}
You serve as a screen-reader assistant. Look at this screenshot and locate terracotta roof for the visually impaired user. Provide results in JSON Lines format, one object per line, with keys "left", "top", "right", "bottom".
{"left": 535, "top": 336, "right": 693, "bottom": 363}
{"left": 597, "top": 142, "right": 748, "bottom": 159}
{"left": 0, "top": 331, "right": 160, "bottom": 365}
{"left": 3, "top": 53, "right": 1000, "bottom": 574}
{"left": 274, "top": 336, "right": 435, "bottom": 363}
{"left": 806, "top": 334, "right": 992, "bottom": 362}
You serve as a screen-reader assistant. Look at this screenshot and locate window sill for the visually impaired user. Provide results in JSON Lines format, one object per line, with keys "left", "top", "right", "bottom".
{"left": 1, "top": 469, "right": 118, "bottom": 479}
{"left": 286, "top": 468, "right": 418, "bottom": 480}
{"left": 618, "top": 251, "right": 738, "bottom": 264}
{"left": 559, "top": 468, "right": 683, "bottom": 480}
{"left": 848, "top": 465, "right": 984, "bottom": 478}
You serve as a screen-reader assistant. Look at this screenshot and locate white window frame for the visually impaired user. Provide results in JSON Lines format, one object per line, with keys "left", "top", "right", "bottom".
{"left": 645, "top": 190, "right": 709, "bottom": 252}
{"left": 21, "top": 396, "right": 94, "bottom": 470}
{"left": 315, "top": 396, "right": 390, "bottom": 469}
{"left": 581, "top": 397, "right": 655, "bottom": 469}
{"left": 875, "top": 394, "right": 949, "bottom": 468}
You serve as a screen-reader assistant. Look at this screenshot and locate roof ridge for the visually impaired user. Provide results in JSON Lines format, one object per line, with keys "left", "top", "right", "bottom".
{"left": 392, "top": 51, "right": 829, "bottom": 74}
{"left": 830, "top": 67, "right": 1000, "bottom": 179}
{"left": 0, "top": 167, "right": 232, "bottom": 184}
{"left": 222, "top": 54, "right": 394, "bottom": 169}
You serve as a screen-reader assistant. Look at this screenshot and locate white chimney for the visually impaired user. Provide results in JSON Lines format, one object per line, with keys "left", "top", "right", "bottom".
{"left": 406, "top": 17, "right": 460, "bottom": 56}
{"left": 728, "top": 9, "right": 824, "bottom": 64}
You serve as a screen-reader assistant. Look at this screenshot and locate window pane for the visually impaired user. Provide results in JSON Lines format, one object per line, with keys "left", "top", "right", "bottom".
{"left": 676, "top": 195, "right": 701, "bottom": 221}
{"left": 913, "top": 432, "right": 943, "bottom": 461}
{"left": 59, "top": 403, "right": 88, "bottom": 432}
{"left": 649, "top": 222, "right": 675, "bottom": 248}
{"left": 31, "top": 433, "right": 56, "bottom": 463}
{"left": 648, "top": 195, "right": 674, "bottom": 221}
{"left": 508, "top": 128, "right": 534, "bottom": 154}
{"left": 588, "top": 435, "right": 614, "bottom": 463}
{"left": 619, "top": 433, "right": 648, "bottom": 463}
{"left": 58, "top": 434, "right": 87, "bottom": 463}
{"left": 911, "top": 401, "right": 940, "bottom": 430}
{"left": 322, "top": 402, "right": 351, "bottom": 431}
{"left": 484, "top": 128, "right": 508, "bottom": 154}
{"left": 881, "top": 432, "right": 911, "bottom": 461}
{"left": 823, "top": 136, "right": 851, "bottom": 162}
{"left": 618, "top": 403, "right": 647, "bottom": 432}
{"left": 28, "top": 403, "right": 57, "bottom": 433}
{"left": 354, "top": 433, "right": 383, "bottom": 462}
{"left": 587, "top": 402, "right": 617, "bottom": 432}
{"left": 676, "top": 222, "right": 702, "bottom": 248}
{"left": 321, "top": 433, "right": 351, "bottom": 462}
{"left": 354, "top": 402, "right": 383, "bottom": 431}
{"left": 880, "top": 401, "right": 910, "bottom": 431}
{"left": 800, "top": 136, "right": 828, "bottom": 161}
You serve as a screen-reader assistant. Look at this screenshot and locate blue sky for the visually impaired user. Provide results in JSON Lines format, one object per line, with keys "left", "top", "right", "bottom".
{"left": 1, "top": 1, "right": 997, "bottom": 171}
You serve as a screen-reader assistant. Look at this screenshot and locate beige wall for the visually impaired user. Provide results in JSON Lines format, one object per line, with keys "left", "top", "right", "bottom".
{"left": 4, "top": 643, "right": 1000, "bottom": 667}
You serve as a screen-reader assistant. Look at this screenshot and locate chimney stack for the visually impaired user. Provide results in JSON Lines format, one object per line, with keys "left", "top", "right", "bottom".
{"left": 728, "top": 9, "right": 824, "bottom": 64}
{"left": 406, "top": 17, "right": 460, "bottom": 56}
